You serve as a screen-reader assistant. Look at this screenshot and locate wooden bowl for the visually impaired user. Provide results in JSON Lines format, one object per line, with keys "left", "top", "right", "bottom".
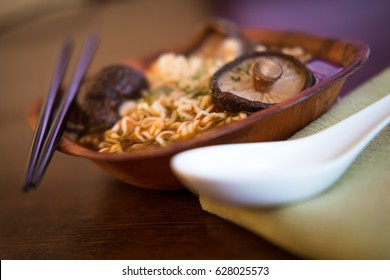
{"left": 28, "top": 28, "right": 369, "bottom": 190}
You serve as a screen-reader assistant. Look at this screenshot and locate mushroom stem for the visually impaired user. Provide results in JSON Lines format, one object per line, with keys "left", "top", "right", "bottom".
{"left": 253, "top": 58, "right": 283, "bottom": 92}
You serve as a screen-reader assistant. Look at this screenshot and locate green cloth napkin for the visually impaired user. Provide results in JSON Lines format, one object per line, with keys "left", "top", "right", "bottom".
{"left": 200, "top": 67, "right": 390, "bottom": 260}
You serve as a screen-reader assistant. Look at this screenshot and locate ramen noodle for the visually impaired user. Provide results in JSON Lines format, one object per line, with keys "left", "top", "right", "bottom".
{"left": 84, "top": 38, "right": 246, "bottom": 153}
{"left": 81, "top": 38, "right": 311, "bottom": 153}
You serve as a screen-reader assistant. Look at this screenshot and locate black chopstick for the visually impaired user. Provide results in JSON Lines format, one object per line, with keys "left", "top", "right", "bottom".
{"left": 23, "top": 35, "right": 99, "bottom": 191}
{"left": 23, "top": 41, "right": 73, "bottom": 191}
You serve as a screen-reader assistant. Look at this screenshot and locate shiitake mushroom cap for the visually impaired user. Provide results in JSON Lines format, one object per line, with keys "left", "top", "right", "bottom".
{"left": 182, "top": 18, "right": 256, "bottom": 58}
{"left": 67, "top": 64, "right": 148, "bottom": 136}
{"left": 210, "top": 51, "right": 315, "bottom": 113}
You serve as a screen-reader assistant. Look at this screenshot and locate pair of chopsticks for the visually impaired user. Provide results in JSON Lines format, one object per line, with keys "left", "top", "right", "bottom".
{"left": 23, "top": 35, "right": 99, "bottom": 191}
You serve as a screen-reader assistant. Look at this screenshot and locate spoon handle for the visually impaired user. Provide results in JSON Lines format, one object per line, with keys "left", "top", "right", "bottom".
{"left": 314, "top": 94, "right": 390, "bottom": 158}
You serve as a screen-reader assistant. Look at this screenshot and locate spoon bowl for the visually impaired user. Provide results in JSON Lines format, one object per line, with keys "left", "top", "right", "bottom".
{"left": 171, "top": 94, "right": 390, "bottom": 206}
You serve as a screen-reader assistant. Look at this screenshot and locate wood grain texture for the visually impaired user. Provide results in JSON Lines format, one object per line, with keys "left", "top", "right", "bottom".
{"left": 0, "top": 170, "right": 297, "bottom": 259}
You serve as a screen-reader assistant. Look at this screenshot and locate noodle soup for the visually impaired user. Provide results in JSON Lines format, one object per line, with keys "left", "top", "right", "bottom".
{"left": 29, "top": 26, "right": 367, "bottom": 189}
{"left": 78, "top": 39, "right": 315, "bottom": 153}
{"left": 95, "top": 41, "right": 247, "bottom": 153}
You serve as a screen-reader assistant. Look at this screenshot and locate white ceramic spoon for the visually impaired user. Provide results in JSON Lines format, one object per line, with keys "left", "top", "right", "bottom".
{"left": 171, "top": 94, "right": 390, "bottom": 207}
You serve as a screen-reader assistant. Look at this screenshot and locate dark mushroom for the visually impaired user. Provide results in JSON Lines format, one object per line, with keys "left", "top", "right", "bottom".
{"left": 67, "top": 64, "right": 148, "bottom": 137}
{"left": 210, "top": 51, "right": 315, "bottom": 113}
{"left": 182, "top": 18, "right": 256, "bottom": 59}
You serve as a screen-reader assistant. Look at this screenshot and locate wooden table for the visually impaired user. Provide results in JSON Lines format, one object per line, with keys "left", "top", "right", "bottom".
{"left": 0, "top": 0, "right": 297, "bottom": 260}
{"left": 0, "top": 152, "right": 296, "bottom": 259}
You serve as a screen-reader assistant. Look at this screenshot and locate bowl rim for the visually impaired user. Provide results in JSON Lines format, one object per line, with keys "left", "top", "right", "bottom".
{"left": 28, "top": 27, "right": 369, "bottom": 162}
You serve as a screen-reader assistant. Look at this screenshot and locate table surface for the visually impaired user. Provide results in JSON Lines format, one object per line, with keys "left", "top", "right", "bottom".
{"left": 0, "top": 0, "right": 298, "bottom": 260}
